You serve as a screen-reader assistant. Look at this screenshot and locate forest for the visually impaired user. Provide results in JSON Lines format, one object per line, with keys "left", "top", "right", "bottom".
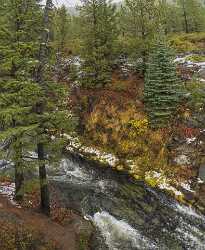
{"left": 0, "top": 0, "right": 205, "bottom": 249}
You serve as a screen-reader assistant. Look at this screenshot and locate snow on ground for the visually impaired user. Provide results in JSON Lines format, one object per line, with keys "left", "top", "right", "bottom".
{"left": 0, "top": 182, "right": 21, "bottom": 208}
{"left": 186, "top": 137, "right": 196, "bottom": 144}
{"left": 64, "top": 134, "right": 118, "bottom": 166}
{"left": 64, "top": 135, "right": 198, "bottom": 199}
{"left": 145, "top": 170, "right": 196, "bottom": 198}
{"left": 174, "top": 55, "right": 205, "bottom": 68}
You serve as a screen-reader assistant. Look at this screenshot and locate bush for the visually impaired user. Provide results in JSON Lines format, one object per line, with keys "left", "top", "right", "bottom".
{"left": 169, "top": 32, "right": 205, "bottom": 53}
{"left": 169, "top": 36, "right": 197, "bottom": 53}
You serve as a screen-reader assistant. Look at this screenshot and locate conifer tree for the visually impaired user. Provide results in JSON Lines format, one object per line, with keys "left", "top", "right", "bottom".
{"left": 53, "top": 5, "right": 71, "bottom": 81}
{"left": 124, "top": 0, "right": 157, "bottom": 72}
{"left": 178, "top": 0, "right": 205, "bottom": 33}
{"left": 54, "top": 5, "right": 71, "bottom": 54}
{"left": 80, "top": 0, "right": 118, "bottom": 88}
{"left": 0, "top": 0, "right": 76, "bottom": 211}
{"left": 0, "top": 0, "right": 43, "bottom": 201}
{"left": 34, "top": 0, "right": 77, "bottom": 216}
{"left": 144, "top": 37, "right": 182, "bottom": 128}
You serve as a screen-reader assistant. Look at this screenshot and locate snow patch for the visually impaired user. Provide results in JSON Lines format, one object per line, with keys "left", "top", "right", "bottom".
{"left": 186, "top": 137, "right": 196, "bottom": 144}
{"left": 145, "top": 171, "right": 183, "bottom": 197}
{"left": 180, "top": 182, "right": 195, "bottom": 193}
{"left": 64, "top": 134, "right": 118, "bottom": 166}
{"left": 0, "top": 182, "right": 21, "bottom": 208}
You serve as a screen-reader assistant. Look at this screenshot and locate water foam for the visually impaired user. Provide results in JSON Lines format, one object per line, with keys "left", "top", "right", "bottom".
{"left": 93, "top": 211, "right": 156, "bottom": 250}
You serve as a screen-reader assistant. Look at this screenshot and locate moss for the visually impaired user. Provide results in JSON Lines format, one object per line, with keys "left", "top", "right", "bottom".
{"left": 145, "top": 177, "right": 158, "bottom": 188}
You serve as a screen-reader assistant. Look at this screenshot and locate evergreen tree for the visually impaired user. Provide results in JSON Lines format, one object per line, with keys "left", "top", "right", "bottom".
{"left": 53, "top": 5, "right": 72, "bottom": 81}
{"left": 178, "top": 0, "right": 205, "bottom": 33}
{"left": 53, "top": 5, "right": 71, "bottom": 54}
{"left": 80, "top": 0, "right": 118, "bottom": 88}
{"left": 0, "top": 0, "right": 76, "bottom": 211}
{"left": 0, "top": 0, "right": 43, "bottom": 201}
{"left": 34, "top": 0, "right": 77, "bottom": 216}
{"left": 124, "top": 0, "right": 157, "bottom": 73}
{"left": 144, "top": 37, "right": 182, "bottom": 128}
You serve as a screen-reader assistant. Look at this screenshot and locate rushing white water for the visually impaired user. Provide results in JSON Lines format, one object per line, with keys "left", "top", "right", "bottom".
{"left": 60, "top": 158, "right": 91, "bottom": 181}
{"left": 50, "top": 156, "right": 205, "bottom": 250}
{"left": 51, "top": 158, "right": 92, "bottom": 183}
{"left": 175, "top": 219, "right": 205, "bottom": 250}
{"left": 93, "top": 211, "right": 156, "bottom": 250}
{"left": 175, "top": 203, "right": 205, "bottom": 221}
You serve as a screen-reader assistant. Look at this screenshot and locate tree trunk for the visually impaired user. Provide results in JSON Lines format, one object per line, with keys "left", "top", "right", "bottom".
{"left": 182, "top": 0, "right": 189, "bottom": 33}
{"left": 37, "top": 142, "right": 50, "bottom": 216}
{"left": 34, "top": 0, "right": 53, "bottom": 216}
{"left": 14, "top": 163, "right": 24, "bottom": 201}
{"left": 13, "top": 138, "right": 24, "bottom": 202}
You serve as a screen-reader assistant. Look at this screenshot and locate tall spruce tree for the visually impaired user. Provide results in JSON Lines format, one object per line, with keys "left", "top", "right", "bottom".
{"left": 54, "top": 5, "right": 71, "bottom": 54}
{"left": 0, "top": 0, "right": 42, "bottom": 201}
{"left": 178, "top": 0, "right": 205, "bottom": 33}
{"left": 0, "top": 0, "right": 76, "bottom": 212}
{"left": 144, "top": 37, "right": 182, "bottom": 128}
{"left": 80, "top": 0, "right": 118, "bottom": 88}
{"left": 124, "top": 0, "right": 157, "bottom": 72}
{"left": 34, "top": 0, "right": 77, "bottom": 216}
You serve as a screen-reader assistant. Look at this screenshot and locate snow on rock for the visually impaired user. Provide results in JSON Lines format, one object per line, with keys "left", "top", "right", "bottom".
{"left": 145, "top": 171, "right": 184, "bottom": 198}
{"left": 159, "top": 182, "right": 183, "bottom": 197}
{"left": 0, "top": 182, "right": 21, "bottom": 208}
{"left": 174, "top": 154, "right": 191, "bottom": 166}
{"left": 64, "top": 134, "right": 118, "bottom": 167}
{"left": 186, "top": 137, "right": 196, "bottom": 144}
{"left": 174, "top": 57, "right": 186, "bottom": 64}
{"left": 180, "top": 182, "right": 195, "bottom": 193}
{"left": 197, "top": 177, "right": 204, "bottom": 184}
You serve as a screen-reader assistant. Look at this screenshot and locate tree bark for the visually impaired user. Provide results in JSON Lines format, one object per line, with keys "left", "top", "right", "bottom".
{"left": 37, "top": 142, "right": 50, "bottom": 216}
{"left": 35, "top": 0, "right": 53, "bottom": 216}
{"left": 15, "top": 165, "right": 24, "bottom": 201}
{"left": 181, "top": 0, "right": 189, "bottom": 33}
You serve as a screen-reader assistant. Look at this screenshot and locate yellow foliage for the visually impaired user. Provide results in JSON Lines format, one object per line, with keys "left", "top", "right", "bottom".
{"left": 128, "top": 119, "right": 148, "bottom": 137}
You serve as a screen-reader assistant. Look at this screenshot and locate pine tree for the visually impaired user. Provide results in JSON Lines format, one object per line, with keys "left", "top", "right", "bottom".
{"left": 0, "top": 0, "right": 76, "bottom": 210}
{"left": 34, "top": 0, "right": 77, "bottom": 216}
{"left": 54, "top": 5, "right": 71, "bottom": 54}
{"left": 53, "top": 5, "right": 71, "bottom": 81}
{"left": 178, "top": 0, "right": 205, "bottom": 33}
{"left": 144, "top": 37, "right": 182, "bottom": 128}
{"left": 124, "top": 0, "right": 157, "bottom": 73}
{"left": 80, "top": 0, "right": 118, "bottom": 88}
{"left": 0, "top": 0, "right": 43, "bottom": 201}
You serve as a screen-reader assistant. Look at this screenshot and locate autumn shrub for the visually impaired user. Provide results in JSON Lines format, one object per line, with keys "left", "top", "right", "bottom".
{"left": 128, "top": 119, "right": 148, "bottom": 137}
{"left": 169, "top": 36, "right": 196, "bottom": 53}
{"left": 109, "top": 81, "right": 128, "bottom": 92}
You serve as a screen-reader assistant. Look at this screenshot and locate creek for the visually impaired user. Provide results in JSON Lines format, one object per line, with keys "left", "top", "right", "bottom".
{"left": 50, "top": 154, "right": 205, "bottom": 250}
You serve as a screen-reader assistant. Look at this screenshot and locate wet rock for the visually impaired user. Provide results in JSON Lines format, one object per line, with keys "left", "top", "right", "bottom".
{"left": 49, "top": 154, "right": 205, "bottom": 249}
{"left": 195, "top": 184, "right": 205, "bottom": 212}
{"left": 199, "top": 165, "right": 205, "bottom": 182}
